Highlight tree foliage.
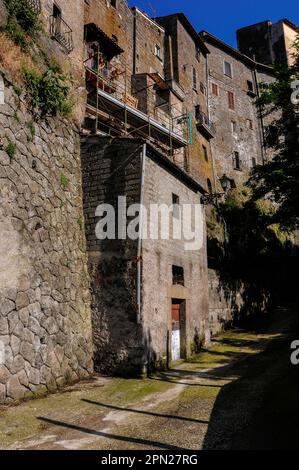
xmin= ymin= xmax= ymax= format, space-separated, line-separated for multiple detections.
xmin=249 ymin=37 xmax=299 ymax=229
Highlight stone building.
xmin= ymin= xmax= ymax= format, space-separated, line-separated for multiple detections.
xmin=0 ymin=0 xmax=297 ymax=401
xmin=82 ymin=135 xmax=209 ymax=374
xmin=200 ymin=31 xmax=276 ymax=192
xmin=237 ymin=19 xmax=298 ymax=66
xmin=156 ymin=14 xmax=216 ymax=192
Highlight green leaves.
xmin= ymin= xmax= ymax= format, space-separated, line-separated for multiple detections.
xmin=21 ymin=64 xmax=72 ymax=117
xmin=4 ymin=0 xmax=40 ymax=50
xmin=250 ymin=35 xmax=299 ymax=229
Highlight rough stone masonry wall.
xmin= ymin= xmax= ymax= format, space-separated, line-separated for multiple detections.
xmin=0 ymin=71 xmax=93 ymax=403
xmin=81 ymin=136 xmax=145 ymax=376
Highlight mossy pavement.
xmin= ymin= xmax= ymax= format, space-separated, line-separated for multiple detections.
xmin=0 ymin=304 xmax=298 ymax=450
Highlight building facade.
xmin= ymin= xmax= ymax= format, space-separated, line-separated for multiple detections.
xmin=0 ymin=0 xmax=297 ymax=402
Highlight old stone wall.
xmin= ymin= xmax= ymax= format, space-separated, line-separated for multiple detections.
xmin=0 ymin=70 xmax=93 ymax=403
xmin=84 ymin=0 xmax=134 ymax=91
xmin=141 ymin=154 xmax=210 ymax=364
xmin=157 ymin=15 xmax=215 ymax=191
xmin=205 ymin=39 xmax=275 ymax=191
xmin=133 ymin=7 xmax=165 ymax=77
xmin=81 ymin=136 xmax=145 ymax=375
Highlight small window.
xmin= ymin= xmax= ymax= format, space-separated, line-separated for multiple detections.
xmin=200 ymin=82 xmax=205 ymax=94
xmin=246 ymin=119 xmax=253 ymax=130
xmin=202 ymin=145 xmax=208 ymax=162
xmin=207 ymin=178 xmax=213 ymax=194
xmin=234 ymin=151 xmax=241 ymax=170
xmin=155 ymin=44 xmax=161 ymax=59
xmin=172 ymin=193 xmax=180 ymax=218
xmin=247 ymin=80 xmax=254 ymax=93
xmin=194 ymin=104 xmax=201 ymax=120
xmin=224 ymin=61 xmax=232 ymax=78
xmin=252 ymin=157 xmax=257 ymax=167
xmin=211 ymin=82 xmax=218 ymax=96
xmin=231 ymin=121 xmax=237 ymax=133
xmin=172 ymin=265 xmax=184 ymax=286
xmin=192 ymin=67 xmax=197 ymax=91
xmin=228 ymin=91 xmax=235 ymax=110
xmin=196 ymin=48 xmax=201 ymax=62
xmin=110 ymin=0 xmax=117 ymax=7
xmin=53 ymin=4 xmax=61 ymax=18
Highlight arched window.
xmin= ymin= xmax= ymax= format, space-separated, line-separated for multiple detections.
xmin=207 ymin=178 xmax=212 ymax=194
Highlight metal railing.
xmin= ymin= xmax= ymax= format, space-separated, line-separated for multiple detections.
xmin=25 ymin=0 xmax=41 ymax=14
xmin=50 ymin=15 xmax=73 ymax=54
xmin=196 ymin=110 xmax=216 ymax=138
xmin=84 ymin=59 xmax=189 ymax=154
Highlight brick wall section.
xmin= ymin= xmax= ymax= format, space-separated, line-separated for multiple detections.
xmin=0 ymin=70 xmax=93 ymax=403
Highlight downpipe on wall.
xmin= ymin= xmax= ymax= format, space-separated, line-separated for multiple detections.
xmin=137 ymin=143 xmax=146 ymax=323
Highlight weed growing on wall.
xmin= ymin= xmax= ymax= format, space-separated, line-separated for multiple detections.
xmin=22 ymin=64 xmax=72 ymax=117
xmin=4 ymin=0 xmax=40 ymax=50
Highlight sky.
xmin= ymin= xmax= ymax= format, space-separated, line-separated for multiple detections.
xmin=128 ymin=0 xmax=299 ymax=48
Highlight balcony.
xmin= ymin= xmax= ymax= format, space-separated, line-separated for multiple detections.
xmin=25 ymin=0 xmax=41 ymax=14
xmin=85 ymin=64 xmax=189 ymax=150
xmin=196 ymin=111 xmax=216 ymax=139
xmin=50 ymin=15 xmax=73 ymax=54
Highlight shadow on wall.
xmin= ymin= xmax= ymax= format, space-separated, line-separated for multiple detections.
xmin=207 ymin=232 xmax=299 ymax=334
xmin=202 ymin=305 xmax=299 ymax=450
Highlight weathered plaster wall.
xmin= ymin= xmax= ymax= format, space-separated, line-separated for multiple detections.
xmin=141 ymin=155 xmax=210 ymax=364
xmin=0 ymin=71 xmax=93 ymax=403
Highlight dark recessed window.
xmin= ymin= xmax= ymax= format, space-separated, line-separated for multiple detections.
xmin=110 ymin=0 xmax=117 ymax=7
xmin=196 ymin=47 xmax=201 ymax=62
xmin=252 ymin=157 xmax=257 ymax=167
xmin=172 ymin=193 xmax=180 ymax=218
xmin=247 ymin=80 xmax=254 ymax=92
xmin=202 ymin=145 xmax=208 ymax=162
xmin=207 ymin=178 xmax=213 ymax=194
xmin=234 ymin=151 xmax=241 ymax=170
xmin=246 ymin=119 xmax=253 ymax=130
xmin=53 ymin=4 xmax=61 ymax=18
xmin=194 ymin=104 xmax=201 ymax=120
xmin=192 ymin=67 xmax=197 ymax=91
xmin=172 ymin=265 xmax=184 ymax=286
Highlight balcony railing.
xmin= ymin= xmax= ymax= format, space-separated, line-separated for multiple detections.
xmin=50 ymin=16 xmax=73 ymax=54
xmin=196 ymin=111 xmax=216 ymax=139
xmin=25 ymin=0 xmax=41 ymax=14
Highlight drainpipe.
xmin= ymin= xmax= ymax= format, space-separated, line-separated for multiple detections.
xmin=206 ymin=53 xmax=218 ymax=195
xmin=133 ymin=8 xmax=137 ymax=75
xmin=137 ymin=143 xmax=146 ymax=323
xmin=168 ymin=35 xmax=174 ymax=82
xmin=253 ymin=65 xmax=266 ymax=165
